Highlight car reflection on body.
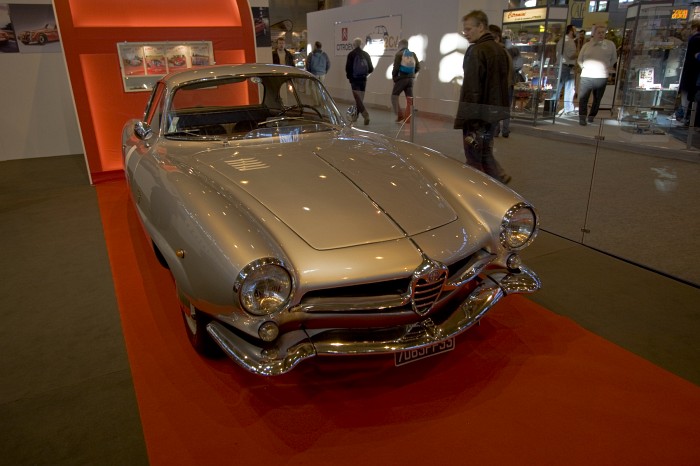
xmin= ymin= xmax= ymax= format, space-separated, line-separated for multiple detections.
xmin=121 ymin=64 xmax=541 ymax=376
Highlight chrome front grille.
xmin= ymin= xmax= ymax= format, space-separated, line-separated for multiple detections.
xmin=294 ymin=251 xmax=492 ymax=315
xmin=410 ymin=258 xmax=448 ymax=316
xmin=412 ymin=273 xmax=447 ymax=315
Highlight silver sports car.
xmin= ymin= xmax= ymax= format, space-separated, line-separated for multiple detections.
xmin=122 ymin=64 xmax=540 ymax=376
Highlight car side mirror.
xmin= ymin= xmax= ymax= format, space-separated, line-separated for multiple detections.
xmin=134 ymin=121 xmax=153 ymax=140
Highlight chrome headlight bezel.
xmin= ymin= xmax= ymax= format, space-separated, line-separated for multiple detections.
xmin=234 ymin=258 xmax=293 ymax=316
xmin=500 ymin=202 xmax=538 ymax=250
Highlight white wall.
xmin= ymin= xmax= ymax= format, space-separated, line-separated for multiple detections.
xmin=0 ymin=0 xmax=83 ymax=161
xmin=308 ymin=0 xmax=508 ymax=117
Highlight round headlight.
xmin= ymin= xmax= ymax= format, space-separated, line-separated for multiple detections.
xmin=500 ymin=203 xmax=537 ymax=250
xmin=235 ymin=259 xmax=292 ymax=316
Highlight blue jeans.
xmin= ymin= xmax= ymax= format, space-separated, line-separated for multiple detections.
xmin=556 ymin=65 xmax=576 ymax=112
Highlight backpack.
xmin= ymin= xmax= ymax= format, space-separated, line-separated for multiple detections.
xmin=353 ymin=52 xmax=369 ymax=78
xmin=399 ymin=49 xmax=416 ymax=75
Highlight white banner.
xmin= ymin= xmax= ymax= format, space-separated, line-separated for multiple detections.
xmin=334 ymin=15 xmax=403 ymax=58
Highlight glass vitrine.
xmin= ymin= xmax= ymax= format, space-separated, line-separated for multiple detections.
xmin=614 ymin=2 xmax=688 ymax=132
xmin=502 ymin=6 xmax=568 ymax=124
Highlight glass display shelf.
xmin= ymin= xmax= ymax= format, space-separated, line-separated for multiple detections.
xmin=502 ymin=6 xmax=568 ymax=124
xmin=614 ymin=2 xmax=689 ymax=129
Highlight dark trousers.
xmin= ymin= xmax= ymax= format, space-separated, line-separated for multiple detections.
xmin=350 ymin=79 xmax=367 ymax=114
xmin=578 ymin=77 xmax=607 ymax=119
xmin=462 ymin=123 xmax=507 ymax=182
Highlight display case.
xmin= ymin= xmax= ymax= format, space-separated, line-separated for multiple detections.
xmin=502 ymin=6 xmax=568 ymax=123
xmin=614 ymin=2 xmax=688 ymax=132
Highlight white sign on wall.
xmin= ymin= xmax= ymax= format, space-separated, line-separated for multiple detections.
xmin=334 ymin=15 xmax=403 ymax=57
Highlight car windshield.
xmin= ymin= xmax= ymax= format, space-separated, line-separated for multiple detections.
xmin=163 ymin=74 xmax=344 ymax=141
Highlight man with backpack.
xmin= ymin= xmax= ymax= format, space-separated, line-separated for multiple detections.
xmin=345 ymin=37 xmax=374 ymax=125
xmin=306 ymin=41 xmax=330 ymax=83
xmin=391 ymin=38 xmax=420 ymax=122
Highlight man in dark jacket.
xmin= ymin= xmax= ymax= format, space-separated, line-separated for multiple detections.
xmin=345 ymin=37 xmax=374 ymax=125
xmin=272 ymin=37 xmax=294 ymax=66
xmin=391 ymin=38 xmax=420 ymax=122
xmin=454 ymin=10 xmax=511 ymax=184
xmin=679 ymin=19 xmax=700 ymax=126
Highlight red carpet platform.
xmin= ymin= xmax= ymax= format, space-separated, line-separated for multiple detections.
xmin=97 ymin=180 xmax=700 ymax=466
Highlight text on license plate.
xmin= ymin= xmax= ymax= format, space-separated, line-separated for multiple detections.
xmin=394 ymin=338 xmax=455 ymax=366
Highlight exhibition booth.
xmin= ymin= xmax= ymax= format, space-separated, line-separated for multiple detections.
xmin=2 ymin=1 xmax=699 ymax=464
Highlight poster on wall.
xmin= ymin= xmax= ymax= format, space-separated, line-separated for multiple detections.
xmin=120 ymin=45 xmax=146 ymax=76
xmin=166 ymin=44 xmax=189 ymax=69
xmin=0 ymin=4 xmax=18 ymax=53
xmin=252 ymin=7 xmax=271 ymax=48
xmin=190 ymin=43 xmax=212 ymax=67
xmin=10 ymin=3 xmax=60 ymax=54
xmin=334 ymin=15 xmax=402 ymax=58
xmin=117 ymin=41 xmax=214 ymax=92
xmin=144 ymin=46 xmax=167 ymax=75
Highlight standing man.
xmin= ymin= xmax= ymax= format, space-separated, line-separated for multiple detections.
xmin=345 ymin=37 xmax=374 ymax=125
xmin=489 ymin=24 xmax=512 ymax=138
xmin=306 ymin=41 xmax=330 ymax=83
xmin=272 ymin=36 xmax=294 ymax=66
xmin=678 ymin=19 xmax=700 ymax=126
xmin=576 ymin=24 xmax=617 ymax=126
xmin=454 ymin=10 xmax=511 ymax=184
xmin=391 ymin=38 xmax=420 ymax=122
xmin=556 ymin=24 xmax=578 ymax=116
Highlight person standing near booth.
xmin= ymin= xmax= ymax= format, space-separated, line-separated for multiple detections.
xmin=391 ymin=38 xmax=420 ymax=122
xmin=678 ymin=19 xmax=700 ymax=126
xmin=454 ymin=10 xmax=511 ymax=184
xmin=272 ymin=36 xmax=294 ymax=66
xmin=576 ymin=24 xmax=617 ymax=126
xmin=346 ymin=37 xmax=374 ymax=125
xmin=556 ymin=24 xmax=578 ymax=116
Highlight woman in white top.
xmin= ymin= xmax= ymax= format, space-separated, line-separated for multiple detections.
xmin=576 ymin=25 xmax=617 ymax=126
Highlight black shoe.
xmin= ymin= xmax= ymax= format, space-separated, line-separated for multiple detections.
xmin=501 ymin=175 xmax=512 ymax=185
xmin=579 ymin=119 xmax=587 ymax=126
xmin=587 ymin=116 xmax=595 ymax=123
xmin=502 ymin=132 xmax=510 ymax=138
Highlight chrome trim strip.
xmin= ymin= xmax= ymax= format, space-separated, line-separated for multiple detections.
xmin=445 ymin=249 xmax=495 ymax=289
xmin=292 ymin=293 xmax=412 ymax=313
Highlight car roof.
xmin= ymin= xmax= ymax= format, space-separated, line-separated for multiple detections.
xmin=162 ymin=63 xmax=314 ymax=88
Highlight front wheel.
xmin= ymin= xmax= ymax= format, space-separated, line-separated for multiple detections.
xmin=179 ymin=298 xmax=221 ymax=357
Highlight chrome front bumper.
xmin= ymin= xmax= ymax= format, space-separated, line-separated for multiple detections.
xmin=207 ymin=265 xmax=541 ymax=376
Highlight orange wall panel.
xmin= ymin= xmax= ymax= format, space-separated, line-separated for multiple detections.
xmin=54 ymin=0 xmax=255 ymax=181
xmin=68 ymin=0 xmax=242 ymax=27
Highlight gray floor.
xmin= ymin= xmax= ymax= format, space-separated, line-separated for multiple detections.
xmin=1 ymin=110 xmax=698 ymax=464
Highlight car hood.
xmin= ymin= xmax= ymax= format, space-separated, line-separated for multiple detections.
xmin=190 ymin=133 xmax=457 ymax=250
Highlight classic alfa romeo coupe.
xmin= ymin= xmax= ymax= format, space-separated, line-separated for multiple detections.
xmin=122 ymin=64 xmax=540 ymax=375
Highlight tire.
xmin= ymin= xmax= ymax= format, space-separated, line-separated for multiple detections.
xmin=38 ymin=34 xmax=47 ymax=45
xmin=179 ymin=297 xmax=221 ymax=357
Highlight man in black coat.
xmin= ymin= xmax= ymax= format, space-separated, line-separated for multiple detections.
xmin=679 ymin=19 xmax=700 ymax=126
xmin=454 ymin=10 xmax=511 ymax=184
xmin=272 ymin=37 xmax=294 ymax=66
xmin=345 ymin=37 xmax=374 ymax=125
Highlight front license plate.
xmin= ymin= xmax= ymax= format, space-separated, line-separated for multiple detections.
xmin=394 ymin=338 xmax=455 ymax=366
